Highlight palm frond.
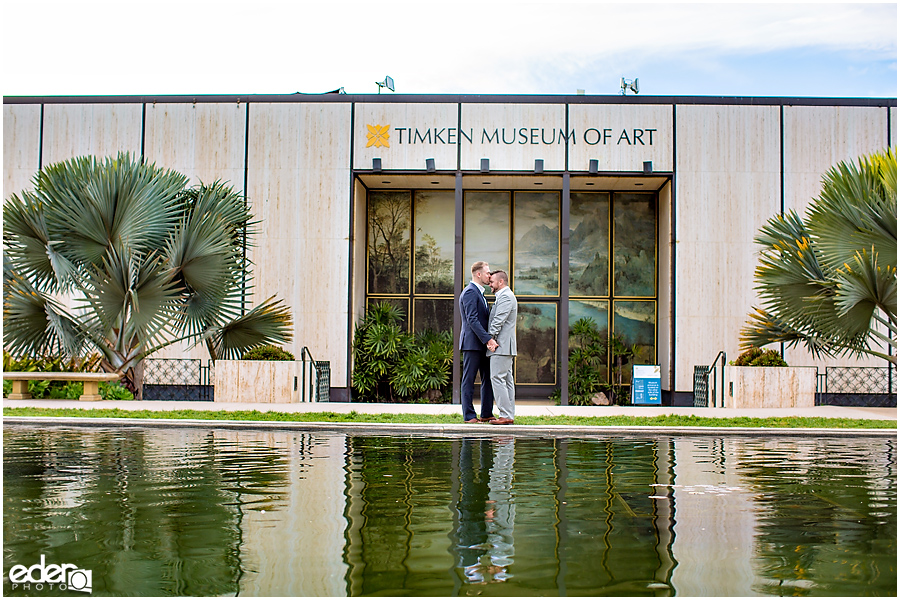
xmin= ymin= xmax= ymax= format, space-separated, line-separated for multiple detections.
xmin=201 ymin=296 xmax=293 ymax=360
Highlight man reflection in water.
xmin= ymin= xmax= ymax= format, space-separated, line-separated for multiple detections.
xmin=456 ymin=438 xmax=516 ymax=584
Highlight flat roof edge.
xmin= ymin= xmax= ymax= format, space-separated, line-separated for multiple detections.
xmin=3 ymin=93 xmax=897 ymax=108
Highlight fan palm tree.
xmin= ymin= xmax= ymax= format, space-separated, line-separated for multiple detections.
xmin=3 ymin=153 xmax=293 ymax=395
xmin=741 ymin=148 xmax=896 ymax=364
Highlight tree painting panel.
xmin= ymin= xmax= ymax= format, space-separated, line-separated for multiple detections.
xmin=570 ymin=299 xmax=610 ymax=380
xmin=414 ymin=191 xmax=455 ymax=294
xmin=613 ymin=300 xmax=656 ymax=384
xmin=464 ymin=192 xmax=510 ymax=277
xmin=516 ymin=302 xmax=557 ymax=384
xmin=368 ymin=191 xmax=411 ymax=295
xmin=569 ymin=192 xmax=610 ymax=297
xmin=367 ymin=297 xmax=410 ymax=331
xmin=513 ymin=192 xmax=560 ymax=296
xmin=414 ymin=298 xmax=454 ymax=333
xmin=613 ymin=193 xmax=656 ymax=297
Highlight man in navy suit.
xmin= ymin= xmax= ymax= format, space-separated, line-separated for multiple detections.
xmin=459 ymin=261 xmax=495 ymax=423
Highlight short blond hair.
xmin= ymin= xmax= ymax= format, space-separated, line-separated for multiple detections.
xmin=471 ymin=261 xmax=489 ymax=276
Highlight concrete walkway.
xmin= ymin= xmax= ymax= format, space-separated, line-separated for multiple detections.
xmin=4 ymin=398 xmax=896 ymax=421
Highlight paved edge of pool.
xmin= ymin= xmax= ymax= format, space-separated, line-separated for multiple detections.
xmin=3 ymin=416 xmax=896 ymax=437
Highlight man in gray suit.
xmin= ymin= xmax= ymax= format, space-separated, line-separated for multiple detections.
xmin=485 ymin=270 xmax=517 ymax=425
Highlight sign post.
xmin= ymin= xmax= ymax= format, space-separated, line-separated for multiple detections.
xmin=631 ymin=365 xmax=662 ymax=405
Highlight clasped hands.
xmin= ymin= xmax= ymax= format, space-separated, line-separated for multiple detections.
xmin=486 ymin=338 xmax=499 ymax=352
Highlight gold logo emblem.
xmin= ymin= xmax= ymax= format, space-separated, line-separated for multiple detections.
xmin=366 ymin=124 xmax=390 ymax=148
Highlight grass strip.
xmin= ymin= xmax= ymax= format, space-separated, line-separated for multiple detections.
xmin=3 ymin=407 xmax=895 ymax=429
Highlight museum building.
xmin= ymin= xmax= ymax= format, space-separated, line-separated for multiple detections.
xmin=3 ymin=93 xmax=896 ymax=404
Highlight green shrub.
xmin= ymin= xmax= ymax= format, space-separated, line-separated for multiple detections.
xmin=732 ymin=347 xmax=788 ymax=367
xmin=732 ymin=347 xmax=764 ymax=366
xmin=100 ymin=381 xmax=134 ymax=400
xmin=241 ymin=345 xmax=295 ymax=361
xmin=749 ymin=349 xmax=789 ymax=367
xmin=47 ymin=382 xmax=84 ymax=399
xmin=352 ymin=302 xmax=451 ymax=403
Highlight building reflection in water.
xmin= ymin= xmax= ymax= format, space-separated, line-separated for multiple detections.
xmin=4 ymin=427 xmax=894 ymax=596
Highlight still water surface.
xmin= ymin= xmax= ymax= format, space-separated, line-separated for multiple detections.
xmin=3 ymin=425 xmax=896 ymax=596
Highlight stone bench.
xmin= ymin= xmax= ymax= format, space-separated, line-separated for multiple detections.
xmin=3 ymin=372 xmax=122 ymax=401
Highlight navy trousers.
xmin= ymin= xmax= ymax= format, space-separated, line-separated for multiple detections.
xmin=461 ymin=350 xmax=494 ymax=421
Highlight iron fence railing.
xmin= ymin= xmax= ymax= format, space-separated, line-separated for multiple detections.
xmin=816 ymin=366 xmax=897 ymax=407
xmin=143 ymin=359 xmax=214 ymax=401
xmin=144 ymin=356 xmax=329 ymax=402
xmin=693 ymin=362 xmax=896 ymax=408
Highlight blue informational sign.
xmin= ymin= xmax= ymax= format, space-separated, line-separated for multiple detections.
xmin=631 ymin=365 xmax=662 ymax=405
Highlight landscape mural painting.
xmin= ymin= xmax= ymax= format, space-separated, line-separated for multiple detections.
xmin=414 ymin=298 xmax=454 ymax=333
xmin=513 ymin=192 xmax=559 ymax=296
xmin=368 ymin=191 xmax=411 ymax=295
xmin=414 ymin=191 xmax=454 ymax=295
xmin=516 ymin=303 xmax=557 ymax=384
xmin=569 ymin=299 xmax=610 ymax=380
xmin=464 ymin=192 xmax=510 ymax=277
xmin=569 ymin=192 xmax=610 ymax=297
xmin=613 ymin=194 xmax=656 ymax=297
xmin=613 ymin=300 xmax=656 ymax=384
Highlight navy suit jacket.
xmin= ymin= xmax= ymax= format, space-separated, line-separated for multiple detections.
xmin=459 ymin=281 xmax=492 ymax=351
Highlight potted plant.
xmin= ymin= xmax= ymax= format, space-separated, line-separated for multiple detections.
xmin=724 ymin=347 xmax=816 ymax=408
xmin=215 ymin=345 xmax=304 ymax=403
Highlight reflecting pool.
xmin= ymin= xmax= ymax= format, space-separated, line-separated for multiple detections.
xmin=3 ymin=425 xmax=896 ymax=596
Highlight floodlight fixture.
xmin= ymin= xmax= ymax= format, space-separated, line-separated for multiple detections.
xmin=620 ymin=77 xmax=639 ymax=95
xmin=376 ymin=76 xmax=395 ymax=94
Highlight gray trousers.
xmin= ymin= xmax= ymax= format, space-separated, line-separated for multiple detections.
xmin=489 ymin=355 xmax=515 ymax=420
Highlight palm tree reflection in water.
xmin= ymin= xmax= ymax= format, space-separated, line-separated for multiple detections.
xmin=456 ymin=438 xmax=516 ymax=584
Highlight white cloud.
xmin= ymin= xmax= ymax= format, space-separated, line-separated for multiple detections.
xmin=1 ymin=1 xmax=895 ymax=95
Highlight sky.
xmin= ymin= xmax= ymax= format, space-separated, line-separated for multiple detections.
xmin=1 ymin=0 xmax=896 ymax=98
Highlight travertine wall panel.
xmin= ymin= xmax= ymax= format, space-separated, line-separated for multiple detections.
xmin=568 ymin=104 xmax=672 ymax=172
xmin=891 ymin=107 xmax=897 ymax=147
xmin=143 ymin=102 xmax=248 ymax=360
xmin=674 ymin=105 xmax=780 ymax=391
xmin=42 ymin=103 xmax=142 ymax=165
xmin=460 ymin=104 xmax=566 ymax=171
xmin=658 ymin=182 xmax=672 ymax=390
xmin=353 ymin=103 xmax=458 ymax=171
xmin=246 ymin=103 xmax=352 ymax=388
xmin=783 ymin=105 xmax=890 ymax=369
xmin=143 ymin=102 xmax=246 ymax=188
xmin=3 ymin=104 xmax=41 ymax=196
xmin=783 ymin=106 xmax=887 ymax=215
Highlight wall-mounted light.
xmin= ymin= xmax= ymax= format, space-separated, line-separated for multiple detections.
xmin=426 ymin=158 xmax=436 ymax=172
xmin=534 ymin=159 xmax=544 ymax=174
xmin=589 ymin=159 xmax=599 ymax=174
xmin=643 ymin=161 xmax=653 ymax=174
xmin=372 ymin=158 xmax=382 ymax=172
xmin=480 ymin=158 xmax=490 ymax=173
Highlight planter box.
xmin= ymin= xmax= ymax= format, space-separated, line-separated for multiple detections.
xmin=215 ymin=360 xmax=307 ymax=403
xmin=724 ymin=366 xmax=817 ymax=409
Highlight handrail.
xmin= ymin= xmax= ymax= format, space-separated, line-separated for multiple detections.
xmin=299 ymin=346 xmax=318 ymax=403
xmin=705 ymin=351 xmax=726 ymax=408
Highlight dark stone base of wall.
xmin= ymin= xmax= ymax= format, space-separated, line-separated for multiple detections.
xmin=663 ymin=391 xmax=695 ymax=407
xmin=143 ymin=385 xmax=214 ymax=402
xmin=816 ymin=393 xmax=896 ymax=407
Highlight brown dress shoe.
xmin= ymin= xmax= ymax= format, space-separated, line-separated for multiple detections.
xmin=465 ymin=418 xmax=480 ymax=424
xmin=478 ymin=417 xmax=494 ymax=423
xmin=490 ymin=418 xmax=514 ymax=425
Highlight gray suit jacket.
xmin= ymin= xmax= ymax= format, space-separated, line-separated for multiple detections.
xmin=487 ymin=286 xmax=517 ymax=356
